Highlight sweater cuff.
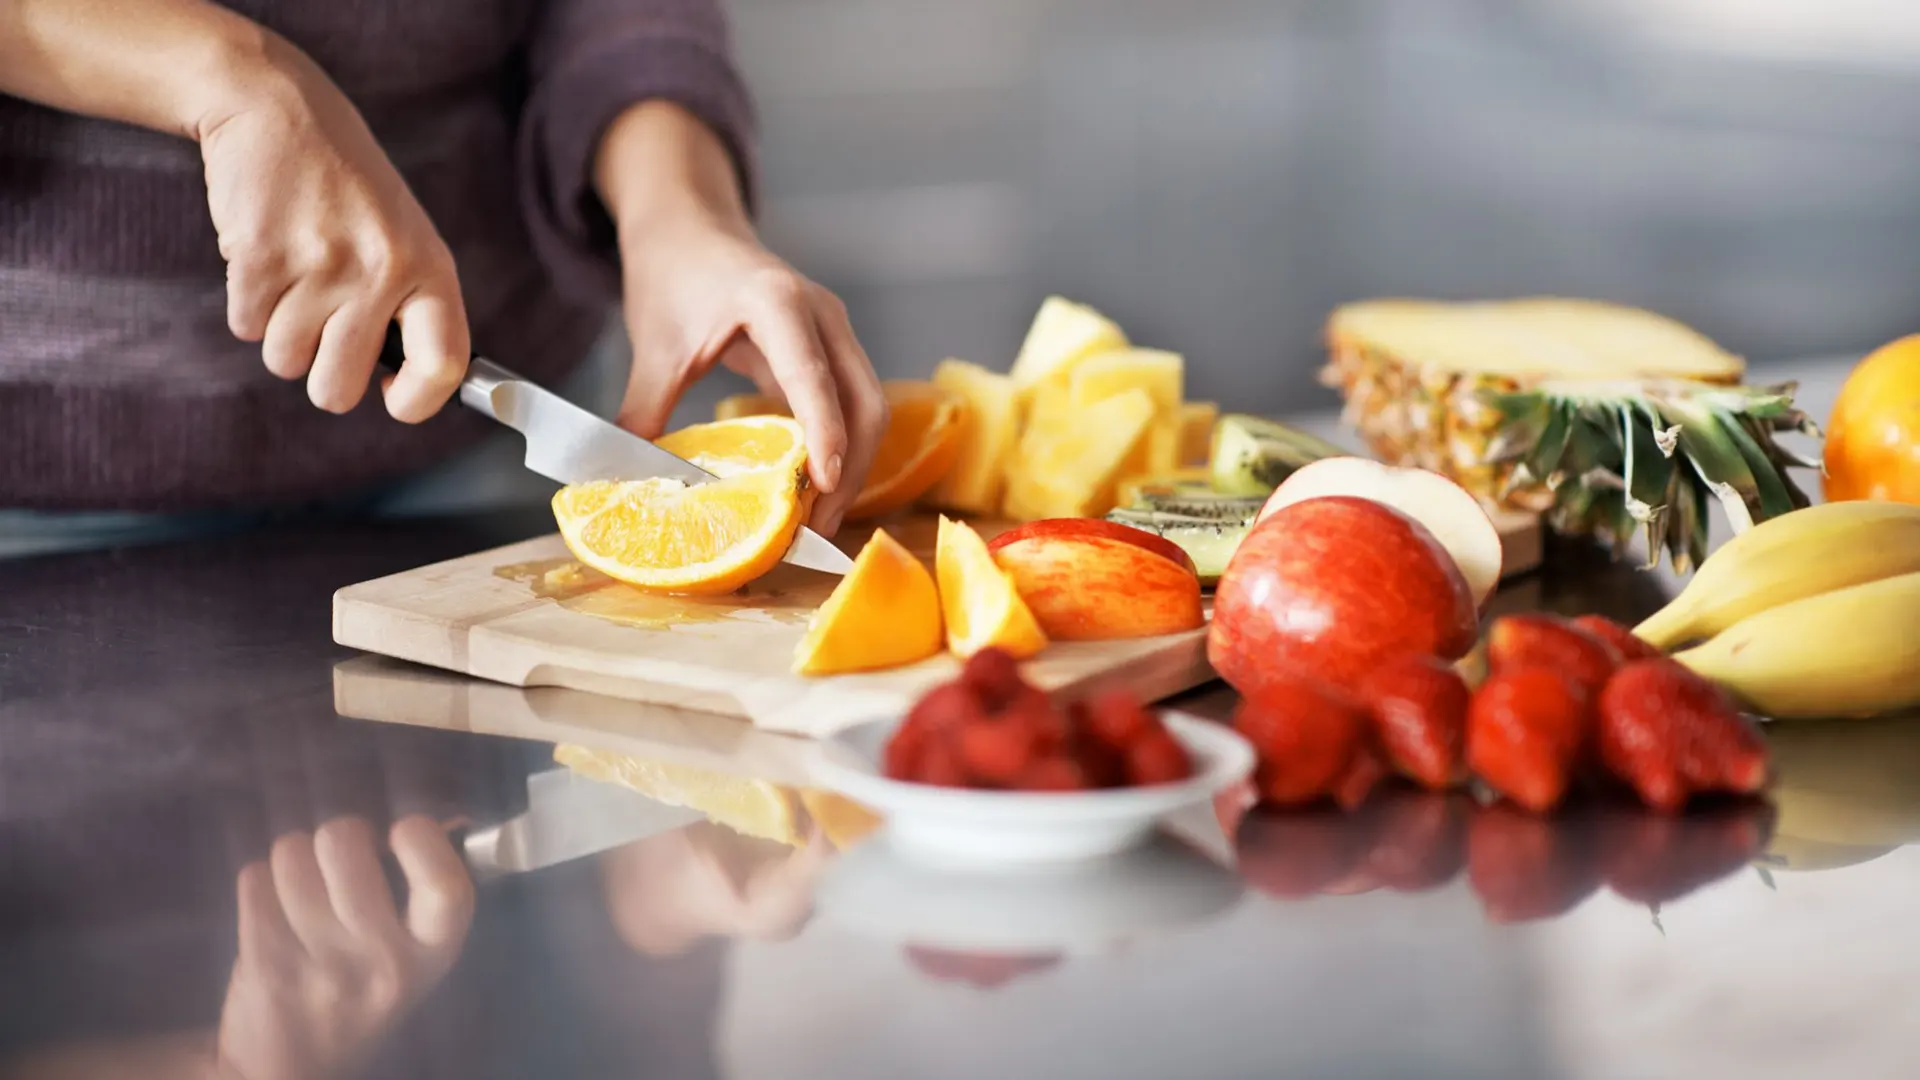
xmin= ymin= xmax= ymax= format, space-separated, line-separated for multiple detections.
xmin=517 ymin=34 xmax=758 ymax=305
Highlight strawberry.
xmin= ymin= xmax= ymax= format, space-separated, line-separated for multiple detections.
xmin=916 ymin=739 xmax=969 ymax=787
xmin=1467 ymin=668 xmax=1589 ymax=813
xmin=1597 ymin=658 xmax=1770 ymax=813
xmin=962 ymin=646 xmax=1026 ymax=708
xmin=1487 ymin=614 xmax=1620 ymax=702
xmin=1017 ymin=755 xmax=1093 ymax=792
xmin=1466 ymin=802 xmax=1603 ymax=923
xmin=1363 ymin=791 xmax=1470 ymax=893
xmin=905 ymin=946 xmax=1062 ymax=989
xmin=1569 ymin=615 xmax=1663 ymax=663
xmin=888 ymin=681 xmax=983 ymax=779
xmin=1360 ymin=654 xmax=1470 ymax=790
xmin=1213 ymin=780 xmax=1258 ymax=839
xmin=1234 ymin=677 xmax=1368 ymax=807
xmin=1330 ymin=743 xmax=1387 ymax=812
xmin=1083 ymin=688 xmax=1155 ymax=748
xmin=955 ymin=718 xmax=1037 ymax=786
xmin=1125 ymin=728 xmax=1193 ymax=787
xmin=1235 ymin=807 xmax=1371 ymax=899
xmin=1596 ymin=797 xmax=1774 ymax=905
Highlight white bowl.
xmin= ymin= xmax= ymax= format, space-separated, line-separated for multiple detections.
xmin=815 ymin=832 xmax=1246 ymax=955
xmin=809 ymin=711 xmax=1256 ymax=868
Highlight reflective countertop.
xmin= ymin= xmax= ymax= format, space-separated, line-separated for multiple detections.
xmin=5 ymin=358 xmax=1917 ymax=1080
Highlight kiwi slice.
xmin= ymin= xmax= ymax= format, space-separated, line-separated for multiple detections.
xmin=1209 ymin=414 xmax=1345 ymax=496
xmin=1106 ymin=507 xmax=1256 ymax=585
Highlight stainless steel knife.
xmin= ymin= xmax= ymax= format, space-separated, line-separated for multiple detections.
xmin=377 ymin=329 xmax=853 ymax=575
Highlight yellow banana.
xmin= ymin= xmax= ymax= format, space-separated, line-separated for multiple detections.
xmin=1762 ymin=835 xmax=1901 ymax=873
xmin=1673 ymin=570 xmax=1920 ymax=718
xmin=1635 ymin=500 xmax=1920 ymax=650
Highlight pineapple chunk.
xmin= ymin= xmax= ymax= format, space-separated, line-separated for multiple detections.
xmin=1070 ymin=348 xmax=1185 ymax=479
xmin=1178 ymin=401 xmax=1218 ymax=465
xmin=1003 ymin=388 xmax=1155 ymax=520
xmin=1008 ymin=296 xmax=1129 ymax=397
xmin=926 ymin=359 xmax=1019 ymax=515
xmin=714 ymin=393 xmax=790 ymax=421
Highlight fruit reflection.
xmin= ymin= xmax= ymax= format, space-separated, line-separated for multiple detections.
xmin=1231 ymin=787 xmax=1774 ymax=924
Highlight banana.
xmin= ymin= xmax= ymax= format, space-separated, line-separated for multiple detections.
xmin=1762 ymin=835 xmax=1901 ymax=873
xmin=1673 ymin=570 xmax=1920 ymax=718
xmin=1635 ymin=500 xmax=1920 ymax=650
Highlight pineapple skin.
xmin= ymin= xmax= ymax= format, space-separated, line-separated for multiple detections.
xmin=1318 ymin=330 xmax=1738 ymax=519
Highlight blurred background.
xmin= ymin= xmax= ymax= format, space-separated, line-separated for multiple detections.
xmin=719 ymin=0 xmax=1920 ymax=416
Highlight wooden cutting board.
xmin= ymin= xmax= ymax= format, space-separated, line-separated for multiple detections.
xmin=332 ymin=511 xmax=1541 ymax=738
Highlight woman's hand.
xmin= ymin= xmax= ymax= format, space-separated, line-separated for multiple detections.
xmin=217 ymin=816 xmax=475 ymax=1080
xmin=596 ymin=102 xmax=886 ymax=536
xmin=195 ymin=36 xmax=470 ymax=422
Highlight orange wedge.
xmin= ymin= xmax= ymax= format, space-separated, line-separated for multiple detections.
xmin=799 ymin=790 xmax=883 ymax=848
xmin=656 ymin=414 xmax=806 ymax=478
xmin=935 ymin=515 xmax=1047 ymax=659
xmin=553 ymin=465 xmax=811 ymax=595
xmin=845 ymin=382 xmax=969 ymax=521
xmin=792 ymin=528 xmax=943 ymax=675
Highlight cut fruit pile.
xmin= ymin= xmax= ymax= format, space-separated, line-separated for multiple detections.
xmin=792 ymin=515 xmax=1205 ymax=676
xmin=554 ymin=416 xmax=814 ymax=596
xmin=883 ymin=648 xmax=1194 ymax=792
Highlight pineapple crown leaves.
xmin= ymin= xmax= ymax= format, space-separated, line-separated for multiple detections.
xmin=1477 ymin=379 xmax=1819 ymax=573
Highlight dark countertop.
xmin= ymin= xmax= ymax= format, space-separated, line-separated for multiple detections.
xmin=5 ymin=358 xmax=1919 ymax=1080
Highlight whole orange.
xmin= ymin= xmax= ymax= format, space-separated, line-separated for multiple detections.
xmin=1824 ymin=335 xmax=1920 ymax=504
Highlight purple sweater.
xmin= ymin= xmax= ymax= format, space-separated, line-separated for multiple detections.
xmin=0 ymin=0 xmax=755 ymax=511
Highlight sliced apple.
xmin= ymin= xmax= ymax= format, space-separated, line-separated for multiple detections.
xmin=1257 ymin=457 xmax=1503 ymax=608
xmin=987 ymin=518 xmax=1203 ymax=641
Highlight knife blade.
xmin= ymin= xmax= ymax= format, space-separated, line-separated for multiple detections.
xmin=377 ymin=328 xmax=853 ymax=575
xmin=462 ymin=766 xmax=707 ymax=877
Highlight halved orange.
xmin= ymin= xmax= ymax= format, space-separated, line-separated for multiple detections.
xmin=792 ymin=528 xmax=942 ymax=675
xmin=934 ymin=515 xmax=1047 ymax=659
xmin=656 ymin=414 xmax=807 ymax=479
xmin=553 ymin=465 xmax=811 ymax=595
xmin=846 ymin=382 xmax=969 ymax=521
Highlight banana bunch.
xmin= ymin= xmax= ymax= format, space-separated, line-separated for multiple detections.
xmin=1632 ymin=500 xmax=1920 ymax=719
xmin=1762 ymin=716 xmax=1920 ymax=872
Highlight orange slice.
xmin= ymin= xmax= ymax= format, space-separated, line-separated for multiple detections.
xmin=934 ymin=515 xmax=1047 ymax=659
xmin=798 ymin=790 xmax=883 ymax=848
xmin=656 ymin=414 xmax=806 ymax=478
xmin=845 ymin=382 xmax=969 ymax=521
xmin=792 ymin=528 xmax=943 ymax=675
xmin=553 ymin=465 xmax=810 ymax=595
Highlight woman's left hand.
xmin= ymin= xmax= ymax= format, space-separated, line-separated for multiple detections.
xmin=615 ymin=217 xmax=886 ymax=536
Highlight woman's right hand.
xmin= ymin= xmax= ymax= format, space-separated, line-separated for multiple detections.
xmin=195 ymin=35 xmax=470 ymax=422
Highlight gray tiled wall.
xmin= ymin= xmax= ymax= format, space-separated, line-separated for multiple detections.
xmin=734 ymin=0 xmax=1920 ymax=414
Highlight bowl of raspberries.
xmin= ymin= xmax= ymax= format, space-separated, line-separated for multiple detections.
xmin=811 ymin=648 xmax=1255 ymax=866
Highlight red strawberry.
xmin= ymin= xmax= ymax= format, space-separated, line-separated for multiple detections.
xmin=1331 ymin=743 xmax=1388 ymax=812
xmin=1362 ymin=791 xmax=1470 ymax=893
xmin=1467 ymin=668 xmax=1589 ymax=813
xmin=1016 ymin=755 xmax=1093 ymax=792
xmin=1488 ymin=614 xmax=1621 ymax=702
xmin=889 ymin=681 xmax=984 ymax=779
xmin=916 ymin=739 xmax=969 ymax=787
xmin=1234 ymin=677 xmax=1368 ymax=807
xmin=1597 ymin=658 xmax=1770 ymax=812
xmin=1360 ymin=654 xmax=1470 ymax=790
xmin=1125 ymin=728 xmax=1193 ymax=787
xmin=955 ymin=719 xmax=1036 ymax=786
xmin=1570 ymin=615 xmax=1663 ymax=663
xmin=1083 ymin=689 xmax=1155 ymax=748
xmin=1235 ymin=807 xmax=1371 ymax=899
xmin=962 ymin=646 xmax=1026 ymax=707
xmin=1466 ymin=802 xmax=1603 ymax=923
xmin=905 ymin=946 xmax=1062 ymax=989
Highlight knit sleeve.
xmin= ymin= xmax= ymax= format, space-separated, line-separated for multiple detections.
xmin=517 ymin=0 xmax=758 ymax=304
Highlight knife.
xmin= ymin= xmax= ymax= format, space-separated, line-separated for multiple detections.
xmin=459 ymin=766 xmax=707 ymax=878
xmin=377 ymin=328 xmax=853 ymax=575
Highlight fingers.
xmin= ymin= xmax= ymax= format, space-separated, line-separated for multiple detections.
xmin=269 ymin=831 xmax=350 ymax=957
xmin=389 ymin=814 xmax=475 ymax=960
xmin=384 ymin=288 xmax=470 ymax=423
xmin=308 ymin=300 xmax=391 ymax=414
xmin=234 ymin=859 xmax=302 ymax=967
xmin=808 ymin=287 xmax=888 ymax=535
xmin=740 ymin=278 xmax=847 ymax=496
xmin=313 ymin=817 xmax=405 ymax=941
xmin=259 ymin=282 xmax=330 ymax=383
xmin=617 ymin=337 xmax=695 ymax=439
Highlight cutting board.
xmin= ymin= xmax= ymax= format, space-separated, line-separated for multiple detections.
xmin=333 ymin=511 xmax=1541 ymax=738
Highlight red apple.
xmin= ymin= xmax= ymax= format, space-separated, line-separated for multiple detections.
xmin=988 ymin=518 xmax=1204 ymax=641
xmin=1258 ymin=457 xmax=1504 ymax=609
xmin=1208 ymin=496 xmax=1478 ymax=697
